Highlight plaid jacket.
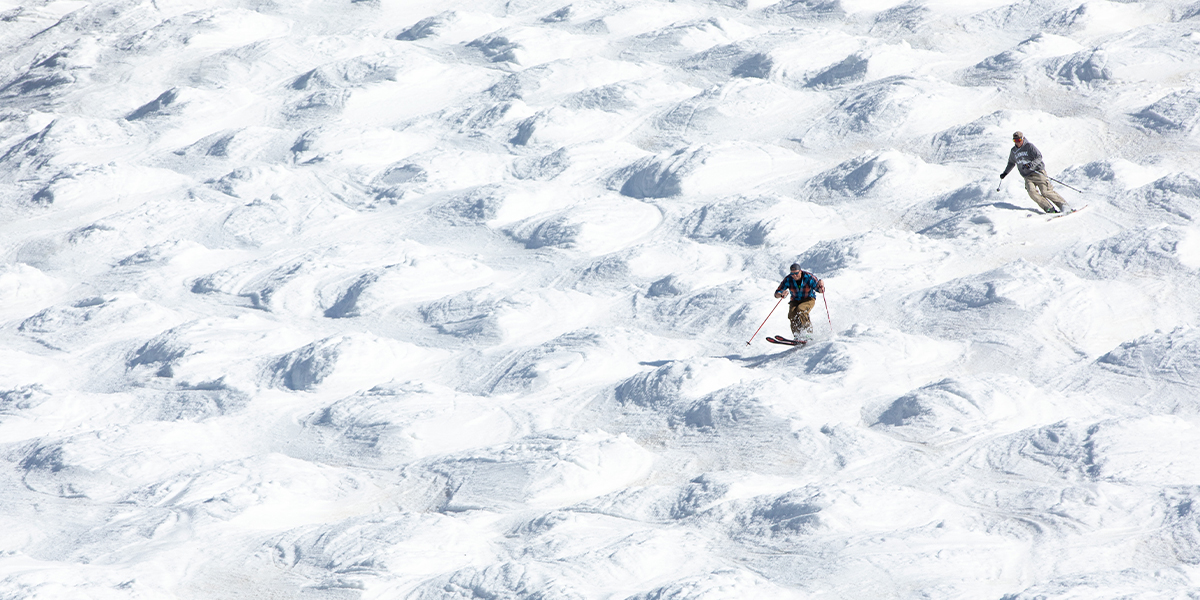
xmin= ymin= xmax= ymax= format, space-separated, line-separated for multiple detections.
xmin=777 ymin=270 xmax=820 ymax=302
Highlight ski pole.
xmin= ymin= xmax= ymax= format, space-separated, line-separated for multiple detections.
xmin=822 ymin=292 xmax=833 ymax=335
xmin=1047 ymin=175 xmax=1084 ymax=194
xmin=996 ymin=178 xmax=1003 ymax=192
xmin=746 ymin=296 xmax=784 ymax=346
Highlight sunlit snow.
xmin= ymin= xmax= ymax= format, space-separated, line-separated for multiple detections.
xmin=2 ymin=0 xmax=1200 ymax=598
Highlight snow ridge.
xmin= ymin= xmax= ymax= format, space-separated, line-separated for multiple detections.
xmin=2 ymin=0 xmax=1200 ymax=598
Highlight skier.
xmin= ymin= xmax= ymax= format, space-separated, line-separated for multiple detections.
xmin=774 ymin=263 xmax=825 ymax=343
xmin=1000 ymin=131 xmax=1072 ymax=214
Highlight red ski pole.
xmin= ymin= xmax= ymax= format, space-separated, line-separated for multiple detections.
xmin=746 ymin=296 xmax=784 ymax=345
xmin=822 ymin=292 xmax=833 ymax=335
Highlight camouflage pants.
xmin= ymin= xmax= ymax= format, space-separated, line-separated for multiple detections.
xmin=788 ymin=298 xmax=816 ymax=340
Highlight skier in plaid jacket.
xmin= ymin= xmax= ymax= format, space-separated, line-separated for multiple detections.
xmin=774 ymin=263 xmax=825 ymax=343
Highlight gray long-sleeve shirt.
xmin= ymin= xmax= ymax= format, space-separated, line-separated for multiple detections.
xmin=1002 ymin=141 xmax=1046 ymax=178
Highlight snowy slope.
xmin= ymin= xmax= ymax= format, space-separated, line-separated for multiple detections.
xmin=2 ymin=0 xmax=1200 ymax=598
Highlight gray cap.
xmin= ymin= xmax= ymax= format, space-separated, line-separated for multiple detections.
xmin=1012 ymin=131 xmax=1024 ymax=140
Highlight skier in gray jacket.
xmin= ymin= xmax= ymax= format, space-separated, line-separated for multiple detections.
xmin=1000 ymin=131 xmax=1071 ymax=214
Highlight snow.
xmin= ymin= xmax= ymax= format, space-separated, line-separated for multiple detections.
xmin=3 ymin=0 xmax=1200 ymax=598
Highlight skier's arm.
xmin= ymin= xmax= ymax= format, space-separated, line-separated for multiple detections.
xmin=1027 ymin=144 xmax=1045 ymax=172
xmin=1001 ymin=152 xmax=1015 ymax=178
xmin=774 ymin=279 xmax=788 ymax=298
xmin=808 ymin=273 xmax=825 ymax=294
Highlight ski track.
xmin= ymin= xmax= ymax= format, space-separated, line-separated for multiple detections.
xmin=1 ymin=0 xmax=1200 ymax=598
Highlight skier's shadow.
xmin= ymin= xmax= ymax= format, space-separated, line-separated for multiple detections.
xmin=720 ymin=348 xmax=804 ymax=368
xmin=638 ymin=360 xmax=672 ymax=368
xmin=991 ymin=201 xmax=1041 ymax=214
xmin=638 ymin=349 xmax=800 ymax=371
xmin=922 ymin=202 xmax=1043 ymax=234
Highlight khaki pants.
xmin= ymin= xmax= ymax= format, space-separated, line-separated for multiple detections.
xmin=788 ymin=298 xmax=816 ymax=340
xmin=1023 ymin=171 xmax=1067 ymax=212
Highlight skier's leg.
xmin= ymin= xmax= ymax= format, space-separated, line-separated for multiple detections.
xmin=791 ymin=298 xmax=816 ymax=340
xmin=1024 ymin=175 xmax=1055 ymax=212
xmin=787 ymin=302 xmax=803 ymax=340
xmin=1036 ymin=176 xmax=1069 ymax=211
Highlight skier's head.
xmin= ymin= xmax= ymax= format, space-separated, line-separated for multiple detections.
xmin=1012 ymin=131 xmax=1024 ymax=146
xmin=789 ymin=263 xmax=801 ymax=274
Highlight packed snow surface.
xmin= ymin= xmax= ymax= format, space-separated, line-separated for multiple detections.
xmin=2 ymin=0 xmax=1200 ymax=598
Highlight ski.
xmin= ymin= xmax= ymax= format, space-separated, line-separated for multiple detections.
xmin=766 ymin=335 xmax=806 ymax=346
xmin=1047 ymin=204 xmax=1088 ymax=220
